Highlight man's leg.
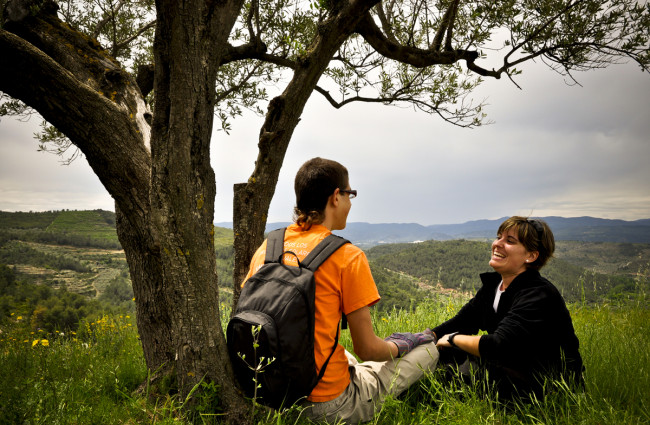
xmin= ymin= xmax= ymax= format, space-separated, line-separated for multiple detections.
xmin=301 ymin=342 xmax=439 ymax=424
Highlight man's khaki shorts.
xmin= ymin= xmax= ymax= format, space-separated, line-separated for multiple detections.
xmin=301 ymin=342 xmax=439 ymax=424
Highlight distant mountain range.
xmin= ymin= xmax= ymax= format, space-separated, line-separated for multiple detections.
xmin=216 ymin=216 xmax=650 ymax=247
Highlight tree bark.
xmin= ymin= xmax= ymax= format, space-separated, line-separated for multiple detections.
xmin=148 ymin=0 xmax=248 ymax=419
xmin=115 ymin=206 xmax=174 ymax=372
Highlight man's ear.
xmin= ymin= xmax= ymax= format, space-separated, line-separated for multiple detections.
xmin=330 ymin=188 xmax=340 ymax=207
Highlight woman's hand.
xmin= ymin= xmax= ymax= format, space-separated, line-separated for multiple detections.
xmin=436 ymin=333 xmax=456 ymax=349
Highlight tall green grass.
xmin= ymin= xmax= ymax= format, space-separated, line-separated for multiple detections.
xmin=0 ymin=315 xmax=147 ymax=425
xmin=2 ymin=294 xmax=648 ymax=424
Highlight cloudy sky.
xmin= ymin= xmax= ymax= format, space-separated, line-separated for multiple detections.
xmin=1 ymin=59 xmax=649 ymax=226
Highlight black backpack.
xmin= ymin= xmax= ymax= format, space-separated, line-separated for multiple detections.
xmin=226 ymin=228 xmax=349 ymax=409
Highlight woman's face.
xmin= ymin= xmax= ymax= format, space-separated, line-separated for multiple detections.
xmin=489 ymin=227 xmax=537 ymax=279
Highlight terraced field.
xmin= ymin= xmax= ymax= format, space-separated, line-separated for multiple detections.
xmin=6 ymin=240 xmax=128 ymax=297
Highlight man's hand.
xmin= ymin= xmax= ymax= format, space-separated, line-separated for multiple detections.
xmin=384 ymin=331 xmax=435 ymax=358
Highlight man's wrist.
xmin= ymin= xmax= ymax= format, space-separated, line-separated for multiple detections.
xmin=386 ymin=338 xmax=406 ymax=357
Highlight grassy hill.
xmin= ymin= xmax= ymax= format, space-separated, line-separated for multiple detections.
xmin=0 ymin=210 xmax=60 ymax=229
xmin=0 ymin=210 xmax=121 ymax=249
xmin=45 ymin=210 xmax=118 ymax=242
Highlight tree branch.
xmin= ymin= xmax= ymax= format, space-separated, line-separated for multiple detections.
xmin=215 ymin=63 xmax=261 ymax=103
xmin=91 ymin=0 xmax=129 ymax=40
xmin=0 ymin=20 xmax=151 ymax=226
xmin=115 ymin=20 xmax=156 ymax=53
xmin=315 ymin=84 xmax=482 ymax=128
xmin=502 ymin=0 xmax=585 ymax=68
xmin=356 ymin=12 xmax=495 ymax=76
xmin=444 ymin=0 xmax=458 ymax=51
xmin=431 ymin=0 xmax=457 ymax=51
xmin=495 ymin=0 xmax=650 ymax=77
xmin=373 ymin=2 xmax=397 ymax=43
xmin=314 ymin=85 xmax=388 ymax=108
xmin=221 ymin=41 xmax=296 ymax=69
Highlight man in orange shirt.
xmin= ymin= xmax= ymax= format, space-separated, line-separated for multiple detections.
xmin=243 ymin=157 xmax=439 ymax=423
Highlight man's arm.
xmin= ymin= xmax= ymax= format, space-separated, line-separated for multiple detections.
xmin=346 ymin=306 xmax=399 ymax=361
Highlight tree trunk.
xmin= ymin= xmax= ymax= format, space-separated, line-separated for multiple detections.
xmin=148 ymin=0 xmax=248 ymax=419
xmin=2 ymin=0 xmax=249 ymax=420
xmin=231 ymin=0 xmax=379 ymax=308
xmin=115 ymin=207 xmax=175 ymax=372
xmin=0 ymin=0 xmax=183 ymax=375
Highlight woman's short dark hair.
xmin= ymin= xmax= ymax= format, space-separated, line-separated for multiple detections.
xmin=293 ymin=157 xmax=349 ymax=228
xmin=497 ymin=216 xmax=555 ymax=270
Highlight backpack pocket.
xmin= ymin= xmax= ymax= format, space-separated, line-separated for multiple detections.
xmin=227 ymin=311 xmax=284 ymax=403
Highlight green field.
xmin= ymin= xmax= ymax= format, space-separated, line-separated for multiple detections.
xmin=1 ymin=296 xmax=648 ymax=424
xmin=45 ymin=210 xmax=118 ymax=243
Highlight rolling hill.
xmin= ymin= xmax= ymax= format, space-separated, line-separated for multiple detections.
xmin=216 ymin=216 xmax=650 ymax=247
xmin=2 ymin=210 xmax=648 ymax=311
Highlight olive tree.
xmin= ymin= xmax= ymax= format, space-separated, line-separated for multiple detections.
xmin=1 ymin=0 xmax=648 ymax=420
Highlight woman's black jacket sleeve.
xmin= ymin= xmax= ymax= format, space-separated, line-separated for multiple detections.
xmin=433 ymin=269 xmax=583 ymax=384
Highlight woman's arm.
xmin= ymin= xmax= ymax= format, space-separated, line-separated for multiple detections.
xmin=436 ymin=333 xmax=481 ymax=357
xmin=432 ymin=286 xmax=488 ymax=337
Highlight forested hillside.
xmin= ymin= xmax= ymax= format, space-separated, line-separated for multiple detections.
xmin=0 ymin=211 xmax=132 ymax=333
xmin=366 ymin=239 xmax=650 ymax=304
xmin=2 ymin=210 xmax=649 ymax=333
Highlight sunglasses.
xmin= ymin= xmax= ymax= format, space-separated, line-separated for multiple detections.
xmin=339 ymin=189 xmax=357 ymax=199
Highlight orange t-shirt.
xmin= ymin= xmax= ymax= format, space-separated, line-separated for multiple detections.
xmin=243 ymin=223 xmax=380 ymax=402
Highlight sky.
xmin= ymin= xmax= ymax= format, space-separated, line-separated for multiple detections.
xmin=1 ymin=60 xmax=649 ymax=226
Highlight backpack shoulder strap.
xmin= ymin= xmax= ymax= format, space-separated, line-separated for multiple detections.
xmin=302 ymin=233 xmax=351 ymax=387
xmin=301 ymin=233 xmax=350 ymax=271
xmin=264 ymin=228 xmax=286 ymax=263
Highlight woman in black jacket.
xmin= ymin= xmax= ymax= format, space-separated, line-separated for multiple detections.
xmin=432 ymin=216 xmax=583 ymax=400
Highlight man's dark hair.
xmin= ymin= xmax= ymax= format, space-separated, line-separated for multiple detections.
xmin=293 ymin=157 xmax=349 ymax=228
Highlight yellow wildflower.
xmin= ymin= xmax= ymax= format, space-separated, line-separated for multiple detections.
xmin=41 ymin=340 xmax=49 ymax=347
xmin=32 ymin=340 xmax=39 ymax=347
